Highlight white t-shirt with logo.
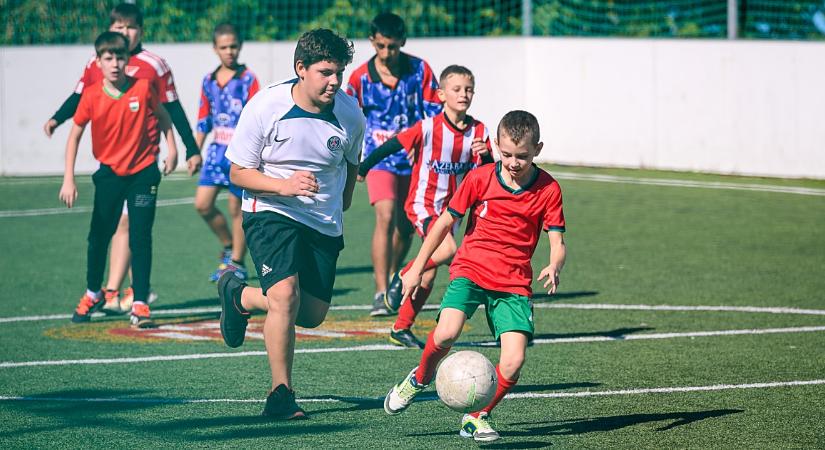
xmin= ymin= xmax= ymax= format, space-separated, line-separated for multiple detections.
xmin=226 ymin=78 xmax=365 ymax=237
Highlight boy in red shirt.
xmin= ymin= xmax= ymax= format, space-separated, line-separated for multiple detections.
xmin=59 ymin=31 xmax=178 ymax=329
xmin=383 ymin=110 xmax=567 ymax=442
xmin=358 ymin=65 xmax=493 ymax=348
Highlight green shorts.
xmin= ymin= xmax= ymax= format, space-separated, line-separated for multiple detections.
xmin=439 ymin=277 xmax=534 ymax=340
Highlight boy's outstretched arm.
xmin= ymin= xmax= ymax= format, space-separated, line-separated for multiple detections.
xmin=401 ymin=210 xmax=456 ymax=298
xmin=538 ymin=231 xmax=566 ymax=295
xmin=59 ymin=123 xmax=85 ymax=208
xmin=156 ymin=104 xmax=178 ymax=175
xmin=356 ymin=137 xmax=404 ymax=180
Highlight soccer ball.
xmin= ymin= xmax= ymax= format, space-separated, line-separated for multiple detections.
xmin=435 ymin=351 xmax=497 ymax=413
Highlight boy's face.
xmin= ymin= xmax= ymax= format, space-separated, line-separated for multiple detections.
xmin=96 ymin=51 xmax=128 ymax=84
xmin=495 ymin=132 xmax=543 ymax=181
xmin=296 ymin=59 xmax=345 ymax=106
xmin=437 ymin=74 xmax=474 ymax=115
xmin=369 ymin=33 xmax=404 ymax=66
xmin=109 ymin=19 xmax=142 ymax=52
xmin=213 ymin=33 xmax=241 ymax=69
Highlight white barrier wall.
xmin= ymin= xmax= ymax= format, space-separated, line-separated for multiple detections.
xmin=1 ymin=37 xmax=823 ymax=178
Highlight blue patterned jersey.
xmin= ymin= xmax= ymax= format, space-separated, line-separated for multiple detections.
xmin=346 ymin=53 xmax=442 ymax=175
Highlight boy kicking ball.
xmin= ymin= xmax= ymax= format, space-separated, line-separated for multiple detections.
xmin=383 ymin=110 xmax=567 ymax=442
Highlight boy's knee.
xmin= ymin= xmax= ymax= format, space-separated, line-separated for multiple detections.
xmin=265 ymin=279 xmax=300 ymax=312
xmin=433 ymin=327 xmax=460 ymax=347
xmin=499 ymin=352 xmax=526 ymax=377
xmin=194 ymin=201 xmax=215 ymax=217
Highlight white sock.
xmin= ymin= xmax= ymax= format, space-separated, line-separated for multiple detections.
xmin=86 ymin=289 xmax=101 ymax=299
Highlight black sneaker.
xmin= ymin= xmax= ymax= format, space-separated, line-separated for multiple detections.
xmin=262 ymin=384 xmax=307 ymax=420
xmin=218 ymin=271 xmax=250 ymax=348
xmin=384 ymin=271 xmax=404 ymax=312
xmin=389 ymin=328 xmax=424 ymax=349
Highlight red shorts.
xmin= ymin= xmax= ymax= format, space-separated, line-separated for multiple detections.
xmin=366 ymin=170 xmax=410 ymax=206
xmin=408 ymin=212 xmax=462 ymax=239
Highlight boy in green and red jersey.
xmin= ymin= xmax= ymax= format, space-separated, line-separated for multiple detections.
xmin=383 ymin=110 xmax=567 ymax=442
xmin=59 ymin=31 xmax=178 ymax=329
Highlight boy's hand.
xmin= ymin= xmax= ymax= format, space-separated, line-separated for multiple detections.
xmin=401 ymin=268 xmax=423 ymax=302
xmin=538 ymin=265 xmax=561 ymax=295
xmin=59 ymin=179 xmax=78 ymax=208
xmin=187 ymin=154 xmax=203 ymax=176
xmin=283 ymin=171 xmax=319 ymax=197
xmin=356 ymin=174 xmax=365 ymax=183
xmin=43 ymin=119 xmax=58 ymax=138
xmin=163 ymin=151 xmax=178 ymax=176
xmin=471 ymin=138 xmax=489 ymax=157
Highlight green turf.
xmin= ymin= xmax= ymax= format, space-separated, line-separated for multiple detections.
xmin=0 ymin=166 xmax=823 ymax=448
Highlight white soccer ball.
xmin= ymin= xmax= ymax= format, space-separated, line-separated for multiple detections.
xmin=435 ymin=351 xmax=497 ymax=413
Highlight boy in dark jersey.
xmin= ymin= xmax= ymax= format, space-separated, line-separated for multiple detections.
xmin=346 ymin=12 xmax=442 ymax=316
xmin=194 ymin=23 xmax=260 ymax=283
xmin=59 ymin=32 xmax=177 ymax=329
xmin=44 ymin=3 xmax=201 ymax=313
xmin=383 ymin=110 xmax=567 ymax=442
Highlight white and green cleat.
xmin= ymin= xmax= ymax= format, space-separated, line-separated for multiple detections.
xmin=460 ymin=412 xmax=500 ymax=442
xmin=384 ymin=366 xmax=428 ymax=415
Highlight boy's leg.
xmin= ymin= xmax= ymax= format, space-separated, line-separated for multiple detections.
xmin=124 ymin=164 xmax=161 ymax=316
xmin=105 ymin=209 xmax=130 ymax=292
xmin=86 ymin=166 xmax=129 ymax=293
xmin=366 ymin=170 xmax=407 ymax=316
xmin=228 ymin=193 xmax=246 ymax=264
xmin=194 ymin=185 xmax=232 ymax=247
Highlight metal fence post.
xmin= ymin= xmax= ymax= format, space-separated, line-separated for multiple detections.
xmin=728 ymin=0 xmax=738 ymax=39
xmin=523 ymin=0 xmax=532 ymax=36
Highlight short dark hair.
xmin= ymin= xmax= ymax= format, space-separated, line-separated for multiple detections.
xmin=95 ymin=31 xmax=129 ymax=57
xmin=213 ymin=22 xmax=241 ymax=45
xmin=110 ymin=3 xmax=143 ymax=27
xmin=370 ymin=12 xmax=406 ymax=40
xmin=439 ymin=65 xmax=474 ymax=86
xmin=497 ymin=110 xmax=540 ymax=146
xmin=294 ymin=28 xmax=354 ymax=73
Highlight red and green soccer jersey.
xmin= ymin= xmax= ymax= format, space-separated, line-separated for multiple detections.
xmin=446 ymin=162 xmax=565 ymax=297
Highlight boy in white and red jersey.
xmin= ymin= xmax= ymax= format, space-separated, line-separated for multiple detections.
xmin=358 ymin=65 xmax=493 ymax=348
xmin=383 ymin=110 xmax=567 ymax=443
xmin=44 ymin=3 xmax=201 ymax=314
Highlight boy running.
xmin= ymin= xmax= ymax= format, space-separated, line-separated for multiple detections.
xmin=218 ymin=29 xmax=364 ymax=420
xmin=60 ymin=31 xmax=178 ymax=329
xmin=383 ymin=110 xmax=567 ymax=442
xmin=358 ymin=65 xmax=493 ymax=348
xmin=194 ymin=23 xmax=260 ymax=282
xmin=44 ymin=3 xmax=202 ymax=313
xmin=346 ymin=12 xmax=442 ymax=316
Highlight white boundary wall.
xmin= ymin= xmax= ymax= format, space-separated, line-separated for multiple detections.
xmin=1 ymin=37 xmax=823 ymax=178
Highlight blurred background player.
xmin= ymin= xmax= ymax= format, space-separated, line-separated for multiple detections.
xmin=358 ymin=65 xmax=493 ymax=347
xmin=43 ymin=3 xmax=202 ymax=313
xmin=194 ymin=23 xmax=260 ymax=282
xmin=59 ymin=31 xmax=178 ymax=329
xmin=383 ymin=110 xmax=566 ymax=442
xmin=346 ymin=12 xmax=442 ymax=316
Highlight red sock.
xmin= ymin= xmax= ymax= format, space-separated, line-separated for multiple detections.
xmin=476 ymin=365 xmax=518 ymax=416
xmin=415 ymin=331 xmax=450 ymax=385
xmin=394 ymin=285 xmax=431 ymax=330
xmin=400 ymin=258 xmax=438 ymax=276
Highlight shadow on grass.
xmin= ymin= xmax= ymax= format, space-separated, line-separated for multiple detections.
xmin=456 ymin=327 xmax=654 ymax=347
xmin=508 ymin=409 xmax=745 ymax=435
xmin=152 ymin=287 xmax=357 ymax=313
xmin=335 ymin=265 xmax=374 ymax=276
xmin=309 ymin=393 xmax=440 ymax=416
xmin=510 ymin=382 xmax=602 ymax=394
xmin=533 ymin=291 xmax=599 ymax=301
xmin=152 ymin=415 xmax=352 ymax=441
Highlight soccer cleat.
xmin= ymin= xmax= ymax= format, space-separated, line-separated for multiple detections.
xmin=389 ymin=328 xmax=424 ymax=349
xmin=218 ymin=271 xmax=250 ymax=348
xmin=262 ymin=384 xmax=307 ymax=420
xmin=209 ymin=248 xmax=234 ymax=282
xmin=120 ymin=287 xmax=158 ymax=312
xmin=214 ymin=260 xmax=249 ymax=282
xmin=71 ymin=291 xmax=104 ymax=323
xmin=102 ymin=289 xmax=126 ymax=315
xmin=129 ymin=302 xmax=155 ymax=329
xmin=384 ymin=366 xmax=427 ymax=415
xmin=370 ymin=291 xmax=392 ymax=317
xmin=383 ymin=271 xmax=404 ymax=312
xmin=460 ymin=412 xmax=500 ymax=442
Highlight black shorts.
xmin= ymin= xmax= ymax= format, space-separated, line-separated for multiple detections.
xmin=242 ymin=211 xmax=344 ymax=302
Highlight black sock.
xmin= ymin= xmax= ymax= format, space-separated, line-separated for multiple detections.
xmin=231 ymin=259 xmax=245 ymax=267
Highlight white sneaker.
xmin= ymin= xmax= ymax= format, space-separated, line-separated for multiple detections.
xmin=384 ymin=366 xmax=427 ymax=415
xmin=460 ymin=412 xmax=500 ymax=442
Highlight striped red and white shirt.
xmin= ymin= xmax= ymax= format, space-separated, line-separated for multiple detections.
xmin=74 ymin=46 xmax=178 ymax=103
xmin=396 ymin=112 xmax=492 ymax=235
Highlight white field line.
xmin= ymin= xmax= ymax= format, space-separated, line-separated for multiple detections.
xmin=1 ymin=379 xmax=823 ymax=406
xmin=3 ymin=302 xmax=825 ymax=325
xmin=0 ymin=193 xmax=228 ymax=218
xmin=2 ymin=325 xmax=824 ymax=369
xmin=0 ymin=174 xmax=193 ymax=186
xmin=553 ymin=172 xmax=825 ymax=197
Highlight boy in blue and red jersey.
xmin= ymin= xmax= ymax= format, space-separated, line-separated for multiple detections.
xmin=194 ymin=23 xmax=260 ymax=282
xmin=346 ymin=12 xmax=442 ymax=316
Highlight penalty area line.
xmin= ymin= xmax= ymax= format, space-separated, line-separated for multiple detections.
xmin=1 ymin=379 xmax=823 ymax=406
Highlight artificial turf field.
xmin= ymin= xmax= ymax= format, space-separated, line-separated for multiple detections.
xmin=0 ymin=165 xmax=823 ymax=449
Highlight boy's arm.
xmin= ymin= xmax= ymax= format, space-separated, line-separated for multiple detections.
xmin=343 ymin=162 xmax=358 ymax=211
xmin=156 ymin=104 xmax=178 ymax=175
xmin=163 ymin=100 xmax=202 ymax=170
xmin=59 ymin=123 xmax=85 ymax=208
xmin=229 ymin=163 xmax=319 ymax=198
xmin=538 ymin=231 xmax=566 ymax=295
xmin=44 ymin=92 xmax=81 ymax=137
xmin=401 ymin=211 xmax=456 ymax=298
xmin=356 ymin=137 xmax=404 ymax=178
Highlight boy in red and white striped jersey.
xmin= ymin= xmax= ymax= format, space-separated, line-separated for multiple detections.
xmin=358 ymin=65 xmax=494 ymax=348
